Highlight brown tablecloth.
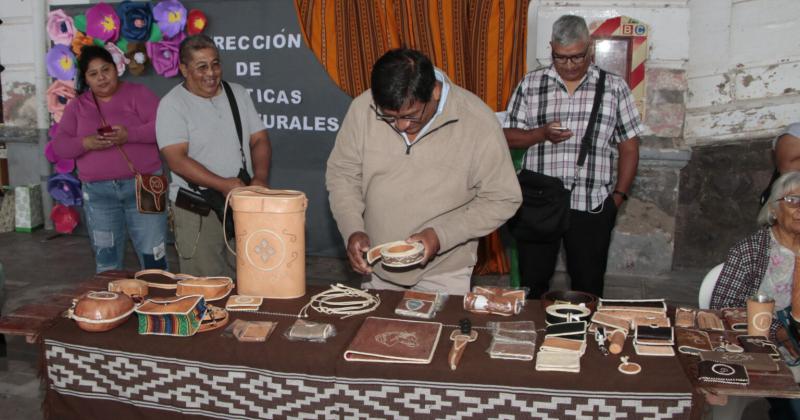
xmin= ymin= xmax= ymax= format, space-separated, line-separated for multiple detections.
xmin=41 ymin=284 xmax=695 ymax=419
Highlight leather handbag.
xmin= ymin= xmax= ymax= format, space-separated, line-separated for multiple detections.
xmin=508 ymin=70 xmax=606 ymax=243
xmin=92 ymin=92 xmax=167 ymax=214
xmin=134 ymin=172 xmax=168 ymax=213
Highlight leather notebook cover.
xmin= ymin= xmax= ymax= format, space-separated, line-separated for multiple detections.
xmin=699 ymin=351 xmax=779 ymax=372
xmin=697 ymin=360 xmax=749 ymax=385
xmin=676 ymin=328 xmax=713 ymax=354
xmin=344 ymin=317 xmax=443 ymax=364
xmin=737 ymin=335 xmax=782 ymax=360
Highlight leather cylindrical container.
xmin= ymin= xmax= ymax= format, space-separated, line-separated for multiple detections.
xmin=747 ymin=293 xmax=775 ymax=337
xmin=229 ymin=187 xmax=307 ymax=299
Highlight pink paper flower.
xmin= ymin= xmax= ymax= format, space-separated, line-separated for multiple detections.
xmin=146 ymin=33 xmax=184 ymax=77
xmin=47 ymin=9 xmax=76 ymax=45
xmin=47 ymin=80 xmax=76 ymax=123
xmin=104 ymin=42 xmax=128 ymax=76
xmin=86 ymin=3 xmax=120 ymax=42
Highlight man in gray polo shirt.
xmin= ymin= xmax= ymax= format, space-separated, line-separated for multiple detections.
xmin=156 ymin=34 xmax=271 ymax=277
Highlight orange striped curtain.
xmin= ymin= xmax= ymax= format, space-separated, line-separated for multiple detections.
xmin=295 ymin=0 xmax=530 ymax=274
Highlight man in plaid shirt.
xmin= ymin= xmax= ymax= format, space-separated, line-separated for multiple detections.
xmin=503 ymin=15 xmax=642 ymax=299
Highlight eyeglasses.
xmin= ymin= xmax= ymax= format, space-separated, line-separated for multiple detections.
xmin=778 ymin=195 xmax=800 ymax=208
xmin=371 ymin=101 xmax=428 ymax=125
xmin=552 ymin=48 xmax=590 ymax=65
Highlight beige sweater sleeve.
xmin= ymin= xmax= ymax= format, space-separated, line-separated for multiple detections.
xmin=325 ymin=101 xmax=367 ymax=245
xmin=427 ymin=122 xmax=522 ymax=253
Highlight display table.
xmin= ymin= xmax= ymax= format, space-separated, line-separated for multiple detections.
xmin=41 ymin=276 xmax=696 ymax=419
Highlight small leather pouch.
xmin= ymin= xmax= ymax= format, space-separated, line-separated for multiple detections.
xmin=540 ymin=336 xmax=586 ymax=354
xmin=591 ymin=311 xmax=630 ymax=334
xmin=675 ymin=307 xmax=696 ymax=328
xmin=176 ymin=187 xmax=211 ymax=216
xmin=700 ymin=350 xmax=778 ymax=372
xmin=136 ymin=173 xmax=168 ymax=213
xmin=676 ymin=328 xmax=713 ymax=354
xmin=696 ymin=311 xmax=725 ymax=331
xmin=535 ymin=351 xmax=581 ymax=373
xmin=738 ymin=335 xmax=782 ymax=360
xmin=545 ymin=321 xmax=587 ymax=341
xmin=225 ymin=295 xmax=263 ymax=312
xmin=287 ymin=319 xmax=335 ymax=342
xmin=634 ymin=343 xmax=676 ymax=357
xmin=395 ymin=290 xmax=438 ymax=319
xmin=488 ymin=341 xmax=536 ymax=361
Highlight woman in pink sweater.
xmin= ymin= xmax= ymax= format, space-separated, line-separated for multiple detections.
xmin=53 ymin=46 xmax=168 ymax=272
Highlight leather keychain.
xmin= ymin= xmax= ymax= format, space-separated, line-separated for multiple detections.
xmin=595 ymin=326 xmax=609 ymax=356
xmin=449 ymin=318 xmax=478 ymax=370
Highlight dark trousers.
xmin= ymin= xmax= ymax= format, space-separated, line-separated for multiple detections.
xmin=517 ymin=195 xmax=618 ymax=299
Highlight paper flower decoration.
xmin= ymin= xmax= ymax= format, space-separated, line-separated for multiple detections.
xmin=125 ymin=42 xmax=149 ymax=76
xmin=44 ymin=140 xmax=76 ymax=174
xmin=46 ymin=45 xmax=77 ymax=81
xmin=51 ymin=204 xmax=81 ymax=234
xmin=47 ymin=9 xmax=76 ymax=45
xmin=47 ymin=173 xmax=83 ymax=207
xmin=104 ymin=42 xmax=128 ymax=76
xmin=73 ymin=14 xmax=87 ymax=32
xmin=148 ymin=23 xmax=163 ymax=42
xmin=118 ymin=1 xmax=153 ymax=42
xmin=46 ymin=80 xmax=76 ymax=123
xmin=146 ymin=33 xmax=184 ymax=77
xmin=153 ymin=0 xmax=187 ymax=39
xmin=186 ymin=9 xmax=207 ymax=35
xmin=71 ymin=31 xmax=95 ymax=57
xmin=86 ymin=3 xmax=120 ymax=42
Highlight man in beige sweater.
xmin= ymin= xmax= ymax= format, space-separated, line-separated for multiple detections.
xmin=326 ymin=48 xmax=521 ymax=295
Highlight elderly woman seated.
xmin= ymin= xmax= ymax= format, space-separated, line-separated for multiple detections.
xmin=711 ymin=171 xmax=800 ymax=418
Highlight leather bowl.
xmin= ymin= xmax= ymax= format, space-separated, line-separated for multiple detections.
xmin=72 ymin=291 xmax=135 ymax=332
xmin=540 ymin=290 xmax=598 ymax=313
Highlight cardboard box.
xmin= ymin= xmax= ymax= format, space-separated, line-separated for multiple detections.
xmin=14 ymin=184 xmax=43 ymax=232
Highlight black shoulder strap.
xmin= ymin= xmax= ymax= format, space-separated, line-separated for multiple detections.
xmin=222 ymin=81 xmax=247 ymax=170
xmin=577 ymin=70 xmax=606 ymax=167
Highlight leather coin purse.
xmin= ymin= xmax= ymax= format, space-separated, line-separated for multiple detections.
xmin=68 ymin=291 xmax=135 ymax=332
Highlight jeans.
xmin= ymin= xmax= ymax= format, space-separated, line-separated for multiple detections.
xmin=83 ymin=178 xmax=168 ymax=273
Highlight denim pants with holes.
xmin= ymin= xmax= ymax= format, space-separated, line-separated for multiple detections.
xmin=82 ymin=178 xmax=168 ymax=273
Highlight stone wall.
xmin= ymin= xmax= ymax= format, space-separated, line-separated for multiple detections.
xmin=673 ymin=138 xmax=773 ymax=270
